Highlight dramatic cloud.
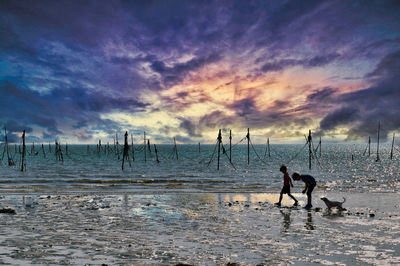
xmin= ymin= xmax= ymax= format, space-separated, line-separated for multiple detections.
xmin=319 ymin=50 xmax=400 ymax=139
xmin=1 ymin=0 xmax=399 ymax=143
xmin=261 ymin=53 xmax=340 ymax=73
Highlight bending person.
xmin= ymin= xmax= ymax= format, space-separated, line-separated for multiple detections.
xmin=292 ymin=172 xmax=316 ymax=209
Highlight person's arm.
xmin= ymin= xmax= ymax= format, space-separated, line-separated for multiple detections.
xmin=290 ymin=178 xmax=294 ymax=187
xmin=302 ymin=181 xmax=309 ymax=194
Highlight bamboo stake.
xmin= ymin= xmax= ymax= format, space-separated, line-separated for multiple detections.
xmin=1 ymin=129 xmax=5 ymax=162
xmin=390 ymin=133 xmax=395 ymax=160
xmin=376 ymin=121 xmax=380 ymax=162
xmin=154 ymin=144 xmax=160 ymax=163
xmin=308 ymin=130 xmax=312 ymax=170
xmin=147 ymin=139 xmax=152 ymax=154
xmin=59 ymin=143 xmax=64 ymax=162
xmin=174 ymin=137 xmax=178 ymax=160
xmin=55 ymin=141 xmax=58 ymax=160
xmin=21 ymin=130 xmax=26 ymax=172
xmin=217 ymin=129 xmax=222 ymax=170
xmin=131 ymin=134 xmax=135 ymax=161
xmin=368 ymin=136 xmax=371 ymax=156
xmin=247 ymin=128 xmax=250 ymax=165
xmin=42 ymin=144 xmax=46 ymax=158
xmin=122 ymin=131 xmax=131 ymax=170
xmin=229 ymin=129 xmax=232 ymax=163
xmin=319 ymin=136 xmax=321 ymax=158
xmin=4 ymin=128 xmax=9 ymax=162
xmin=5 ymin=128 xmax=14 ymax=166
xmin=116 ymin=133 xmax=120 ymax=159
xmin=144 ymin=131 xmax=146 ymax=162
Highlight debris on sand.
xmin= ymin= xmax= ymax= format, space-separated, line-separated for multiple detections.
xmin=0 ymin=208 xmax=16 ymax=214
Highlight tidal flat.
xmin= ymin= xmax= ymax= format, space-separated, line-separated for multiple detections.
xmin=0 ymin=192 xmax=399 ymax=265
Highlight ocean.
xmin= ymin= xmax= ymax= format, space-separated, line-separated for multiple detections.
xmin=0 ymin=143 xmax=399 ymax=193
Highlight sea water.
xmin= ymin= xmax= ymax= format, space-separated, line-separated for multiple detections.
xmin=0 ymin=143 xmax=399 ymax=193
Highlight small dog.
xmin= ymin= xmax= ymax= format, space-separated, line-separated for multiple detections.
xmin=320 ymin=197 xmax=346 ymax=210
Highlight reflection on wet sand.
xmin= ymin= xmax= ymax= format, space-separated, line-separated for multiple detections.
xmin=305 ymin=211 xmax=315 ymax=230
xmin=280 ymin=209 xmax=292 ymax=232
xmin=0 ymin=192 xmax=398 ymax=265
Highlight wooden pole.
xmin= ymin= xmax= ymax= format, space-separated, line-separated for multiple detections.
xmin=131 ymin=134 xmax=135 ymax=161
xmin=247 ymin=128 xmax=250 ymax=165
xmin=5 ymin=128 xmax=10 ymax=162
xmin=55 ymin=141 xmax=58 ymax=160
xmin=122 ymin=131 xmax=131 ymax=170
xmin=229 ymin=129 xmax=232 ymax=163
xmin=390 ymin=133 xmax=395 ymax=160
xmin=113 ymin=136 xmax=116 ymax=154
xmin=1 ymin=129 xmax=6 ymax=162
xmin=368 ymin=136 xmax=371 ymax=156
xmin=174 ymin=137 xmax=178 ymax=160
xmin=376 ymin=121 xmax=380 ymax=162
xmin=308 ymin=130 xmax=312 ymax=170
xmin=5 ymin=128 xmax=14 ymax=166
xmin=147 ymin=139 xmax=152 ymax=154
xmin=268 ymin=138 xmax=270 ymax=158
xmin=42 ymin=144 xmax=46 ymax=158
xmin=154 ymin=144 xmax=160 ymax=163
xmin=144 ymin=131 xmax=146 ymax=162
xmin=198 ymin=142 xmax=200 ymax=153
xmin=21 ymin=130 xmax=26 ymax=172
xmin=217 ymin=129 xmax=222 ymax=170
xmin=319 ymin=136 xmax=321 ymax=157
xmin=116 ymin=133 xmax=120 ymax=159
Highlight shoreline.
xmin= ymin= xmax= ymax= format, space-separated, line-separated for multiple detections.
xmin=0 ymin=189 xmax=399 ymax=195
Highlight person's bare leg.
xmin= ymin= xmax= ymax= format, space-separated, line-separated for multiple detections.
xmin=278 ymin=193 xmax=283 ymax=204
xmin=288 ymin=193 xmax=298 ymax=205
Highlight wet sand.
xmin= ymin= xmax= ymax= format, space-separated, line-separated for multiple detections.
xmin=0 ymin=192 xmax=399 ymax=265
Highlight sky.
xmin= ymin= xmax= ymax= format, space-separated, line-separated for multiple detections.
xmin=1 ymin=0 xmax=400 ymax=144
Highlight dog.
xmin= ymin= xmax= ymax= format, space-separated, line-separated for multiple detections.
xmin=320 ymin=197 xmax=346 ymax=211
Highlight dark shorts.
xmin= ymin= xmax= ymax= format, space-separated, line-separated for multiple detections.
xmin=307 ymin=184 xmax=316 ymax=196
xmin=281 ymin=185 xmax=291 ymax=194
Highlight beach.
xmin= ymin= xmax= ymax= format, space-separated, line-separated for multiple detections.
xmin=0 ymin=144 xmax=399 ymax=265
xmin=1 ymin=192 xmax=399 ymax=265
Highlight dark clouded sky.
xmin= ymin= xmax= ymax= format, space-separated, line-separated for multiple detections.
xmin=1 ymin=0 xmax=400 ymax=143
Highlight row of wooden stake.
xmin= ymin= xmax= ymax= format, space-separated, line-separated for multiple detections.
xmin=0 ymin=124 xmax=397 ymax=172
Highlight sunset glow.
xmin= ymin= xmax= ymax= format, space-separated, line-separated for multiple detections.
xmin=1 ymin=1 xmax=399 ymax=143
